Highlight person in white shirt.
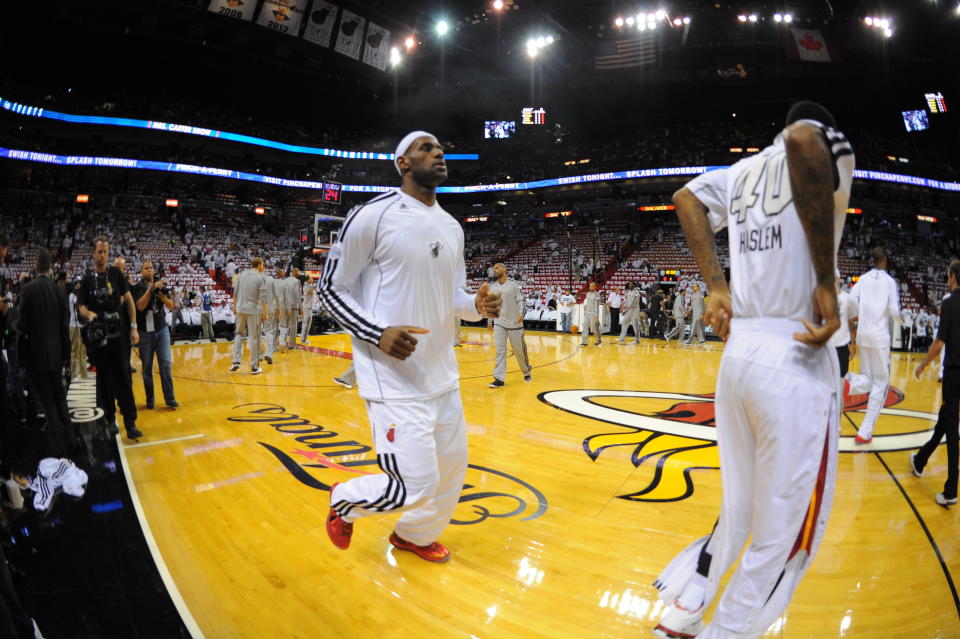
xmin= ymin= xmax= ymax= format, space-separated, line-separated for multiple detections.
xmin=915 ymin=307 xmax=929 ymax=353
xmin=606 ymin=288 xmax=622 ymax=335
xmin=901 ymin=306 xmax=914 ymax=351
xmin=319 ymin=131 xmax=501 ymax=563
xmin=559 ymin=289 xmax=576 ymax=333
xmin=829 ymin=270 xmax=858 ymax=378
xmin=653 ymin=102 xmax=853 ymax=639
xmin=850 ymin=247 xmax=901 ymax=444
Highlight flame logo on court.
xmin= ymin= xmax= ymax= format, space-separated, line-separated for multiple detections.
xmin=581 ymin=393 xmax=720 ymax=503
xmin=540 ymin=385 xmax=933 ymax=504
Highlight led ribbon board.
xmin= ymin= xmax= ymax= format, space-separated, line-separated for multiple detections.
xmin=1 ymin=147 xmax=958 ymax=194
xmin=0 ymin=97 xmax=478 ymax=161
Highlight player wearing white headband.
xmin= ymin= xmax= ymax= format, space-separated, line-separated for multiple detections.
xmin=319 ymin=131 xmax=501 ymax=563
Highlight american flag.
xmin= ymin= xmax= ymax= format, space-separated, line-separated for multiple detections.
xmin=594 ymin=35 xmax=657 ymax=70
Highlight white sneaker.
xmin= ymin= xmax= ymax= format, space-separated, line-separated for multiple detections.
xmin=229 ymin=363 xmax=240 ymax=372
xmin=936 ymin=493 xmax=958 ymax=506
xmin=653 ymin=603 xmax=705 ymax=639
xmin=332 ymin=377 xmax=353 ymax=389
xmin=909 ymin=452 xmax=923 ymax=477
xmin=251 ymin=367 xmax=263 ymax=375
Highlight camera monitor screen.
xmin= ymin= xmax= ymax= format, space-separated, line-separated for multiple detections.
xmin=484 ymin=121 xmax=516 ymax=139
xmin=902 ymin=110 xmax=929 ymax=132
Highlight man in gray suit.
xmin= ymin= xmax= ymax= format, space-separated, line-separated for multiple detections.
xmin=281 ymin=268 xmax=302 ymax=351
xmin=616 ymin=282 xmax=642 ymax=344
xmin=682 ymin=284 xmax=706 ymax=344
xmin=488 ymin=263 xmax=532 ymax=388
xmin=230 ymin=258 xmax=268 ymax=374
xmin=581 ymin=281 xmax=602 ymax=346
xmin=664 ymin=290 xmax=687 ymax=343
xmin=261 ymin=268 xmax=279 ymax=365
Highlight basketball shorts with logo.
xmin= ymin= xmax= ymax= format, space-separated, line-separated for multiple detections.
xmin=329 ymin=388 xmax=468 ymax=546
xmin=655 ymin=318 xmax=840 ymax=639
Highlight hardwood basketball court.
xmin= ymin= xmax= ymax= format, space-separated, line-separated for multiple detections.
xmin=123 ymin=329 xmax=959 ymax=638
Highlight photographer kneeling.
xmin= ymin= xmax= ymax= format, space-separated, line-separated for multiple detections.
xmin=76 ymin=236 xmax=143 ymax=440
xmin=131 ymin=261 xmax=179 ymax=410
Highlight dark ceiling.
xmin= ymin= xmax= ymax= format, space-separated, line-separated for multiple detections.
xmin=1 ymin=0 xmax=958 ymax=137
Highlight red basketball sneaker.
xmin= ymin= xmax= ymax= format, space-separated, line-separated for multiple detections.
xmin=388 ymin=532 xmax=451 ymax=563
xmin=326 ymin=483 xmax=353 ymax=550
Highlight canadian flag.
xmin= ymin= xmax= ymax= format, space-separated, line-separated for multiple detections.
xmin=787 ymin=27 xmax=834 ymax=62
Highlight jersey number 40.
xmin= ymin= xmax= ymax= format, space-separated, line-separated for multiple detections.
xmin=730 ymin=151 xmax=792 ymax=224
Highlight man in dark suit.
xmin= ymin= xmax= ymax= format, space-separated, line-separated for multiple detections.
xmin=18 ymin=249 xmax=71 ymax=456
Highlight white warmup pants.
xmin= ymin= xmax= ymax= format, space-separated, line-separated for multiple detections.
xmin=685 ymin=314 xmax=705 ymax=343
xmin=263 ymin=313 xmax=278 ymax=358
xmin=299 ymin=306 xmax=313 ymax=342
xmin=664 ymin=314 xmax=685 ymax=340
xmin=655 ymin=319 xmax=839 ymax=639
xmin=330 ymin=388 xmax=468 ymax=546
xmin=618 ymin=309 xmax=641 ymax=341
xmin=856 ymin=344 xmax=890 ymax=441
xmin=232 ymin=313 xmax=262 ymax=366
xmin=279 ymin=308 xmax=297 ymax=348
xmin=493 ymin=324 xmax=531 ymax=382
xmin=338 ymin=362 xmax=356 ymax=386
xmin=581 ymin=314 xmax=601 ymax=344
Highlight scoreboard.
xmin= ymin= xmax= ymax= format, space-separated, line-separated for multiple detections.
xmin=660 ymin=268 xmax=681 ymax=283
xmin=322 ymin=181 xmax=342 ymax=204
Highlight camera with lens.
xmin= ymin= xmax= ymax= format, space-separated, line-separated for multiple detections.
xmin=81 ymin=311 xmax=121 ymax=353
xmin=154 ymin=279 xmax=171 ymax=297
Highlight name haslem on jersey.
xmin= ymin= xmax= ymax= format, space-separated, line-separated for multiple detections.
xmin=687 ymin=120 xmax=855 ymax=321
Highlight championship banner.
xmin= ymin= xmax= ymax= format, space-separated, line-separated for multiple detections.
xmin=362 ymin=22 xmax=390 ymax=71
xmin=303 ymin=0 xmax=338 ymax=48
xmin=334 ymin=9 xmax=366 ymax=60
xmin=207 ymin=0 xmax=256 ymax=21
xmin=256 ymin=0 xmax=307 ymax=37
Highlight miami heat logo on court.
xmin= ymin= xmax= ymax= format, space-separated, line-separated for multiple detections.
xmin=539 ymin=387 xmax=938 ymax=503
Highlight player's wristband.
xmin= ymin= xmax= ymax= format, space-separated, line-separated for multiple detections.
xmin=131 ymin=323 xmax=138 ymax=329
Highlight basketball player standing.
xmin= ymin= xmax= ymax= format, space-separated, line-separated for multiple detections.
xmin=319 ymin=131 xmax=501 ymax=562
xmin=580 ymin=281 xmax=602 ymax=346
xmin=488 ymin=263 xmax=532 ymax=388
xmin=653 ymin=102 xmax=854 ymax=639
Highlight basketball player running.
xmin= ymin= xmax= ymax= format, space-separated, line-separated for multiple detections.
xmin=653 ymin=102 xmax=854 ymax=639
xmin=488 ymin=263 xmax=532 ymax=388
xmin=319 ymin=131 xmax=501 ymax=562
xmin=850 ymin=248 xmax=900 ymax=444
